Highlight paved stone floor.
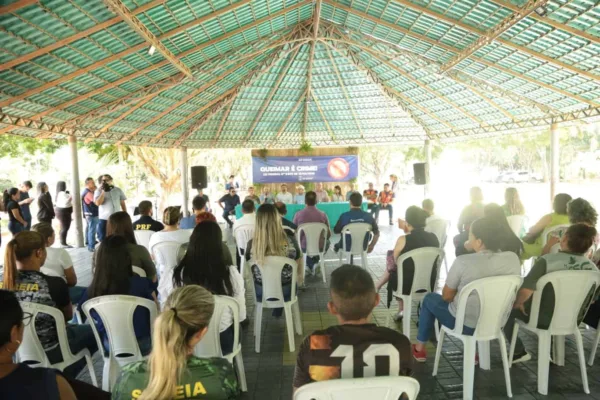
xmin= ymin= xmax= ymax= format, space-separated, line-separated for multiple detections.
xmin=63 ymin=223 xmax=600 ymax=399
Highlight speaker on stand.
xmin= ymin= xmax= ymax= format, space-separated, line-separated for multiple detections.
xmin=413 ymin=162 xmax=429 ymax=199
xmin=191 ymin=166 xmax=208 ymax=190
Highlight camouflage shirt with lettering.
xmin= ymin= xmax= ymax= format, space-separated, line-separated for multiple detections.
xmin=112 ymin=356 xmax=239 ymax=400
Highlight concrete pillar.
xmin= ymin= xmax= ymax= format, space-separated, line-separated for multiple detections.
xmin=550 ymin=123 xmax=559 ymax=203
xmin=180 ymin=146 xmax=190 ymax=217
xmin=424 ymin=139 xmax=432 ymax=198
xmin=68 ymin=136 xmax=84 ymax=248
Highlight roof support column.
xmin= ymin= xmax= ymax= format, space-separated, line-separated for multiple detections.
xmin=68 ymin=136 xmax=84 ymax=248
xmin=550 ymin=122 xmax=559 ymax=205
xmin=424 ymin=139 xmax=432 ymax=198
xmin=180 ymin=146 xmax=190 ymax=217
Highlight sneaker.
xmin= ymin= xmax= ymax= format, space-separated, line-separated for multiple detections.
xmin=512 ymin=351 xmax=532 ymax=364
xmin=412 ymin=344 xmax=427 ymax=362
xmin=393 ymin=312 xmax=403 ymax=322
xmin=389 ymin=221 xmax=393 ymax=226
xmin=61 ymin=244 xmax=73 ymax=249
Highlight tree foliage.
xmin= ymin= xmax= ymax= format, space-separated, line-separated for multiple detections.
xmin=0 ymin=136 xmax=64 ymax=158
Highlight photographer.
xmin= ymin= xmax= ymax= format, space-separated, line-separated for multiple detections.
xmin=94 ymin=174 xmax=127 ymax=242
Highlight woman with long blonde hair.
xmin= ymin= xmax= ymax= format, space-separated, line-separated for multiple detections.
xmin=112 ymin=285 xmax=239 ymax=400
xmin=503 ymin=187 xmax=525 ymax=216
xmin=245 ymin=204 xmax=302 ymax=316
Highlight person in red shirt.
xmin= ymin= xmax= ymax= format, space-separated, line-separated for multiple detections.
xmin=362 ymin=183 xmax=379 ymax=221
xmin=378 ymin=183 xmax=394 ymax=225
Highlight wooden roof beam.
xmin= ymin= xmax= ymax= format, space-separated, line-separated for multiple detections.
xmin=275 ymin=89 xmax=307 ymax=141
xmin=0 ymin=0 xmax=38 ymax=14
xmin=304 ymin=42 xmax=315 ymax=141
xmin=103 ymin=0 xmax=193 ymax=77
xmin=311 ymin=91 xmax=336 ymax=142
xmin=440 ymin=0 xmax=549 ymax=72
xmin=211 ymin=102 xmax=234 ymax=147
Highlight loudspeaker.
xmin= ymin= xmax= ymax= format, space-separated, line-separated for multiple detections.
xmin=413 ymin=163 xmax=428 ymax=185
xmin=191 ymin=166 xmax=207 ymax=189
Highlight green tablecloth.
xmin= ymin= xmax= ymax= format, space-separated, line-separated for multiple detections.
xmin=234 ymin=202 xmax=368 ymax=230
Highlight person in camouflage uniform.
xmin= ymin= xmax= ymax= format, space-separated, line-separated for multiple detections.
xmin=112 ymin=285 xmax=239 ymax=400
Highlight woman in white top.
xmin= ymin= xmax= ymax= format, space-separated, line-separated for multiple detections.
xmin=54 ymin=181 xmax=73 ymax=248
xmin=148 ymin=207 xmax=192 ymax=278
xmin=172 ymin=220 xmax=245 ymax=355
xmin=331 ymin=185 xmax=344 ymax=202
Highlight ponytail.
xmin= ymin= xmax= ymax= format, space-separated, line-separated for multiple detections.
xmin=141 ymin=285 xmax=214 ymax=400
xmin=2 ymin=231 xmax=46 ymax=291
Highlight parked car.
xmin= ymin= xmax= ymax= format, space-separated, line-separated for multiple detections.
xmin=498 ymin=170 xmax=541 ymax=183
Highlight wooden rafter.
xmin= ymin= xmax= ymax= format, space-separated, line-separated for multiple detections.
xmin=1 ymin=0 xmax=309 ymax=111
xmin=320 ymin=4 xmax=598 ymax=107
xmin=103 ymin=0 xmax=193 ymax=77
xmin=304 ymin=42 xmax=315 ymax=140
xmin=323 ymin=0 xmax=599 ymax=82
xmin=311 ymin=92 xmax=336 ymax=142
xmin=0 ymin=0 xmax=169 ymax=72
xmin=323 ymin=46 xmax=364 ymax=138
xmin=275 ymin=89 xmax=307 ymax=140
xmin=0 ymin=0 xmax=38 ymax=15
xmin=211 ymin=102 xmax=234 ymax=147
xmin=440 ymin=0 xmax=549 ymax=72
xmin=244 ymin=45 xmax=301 ymax=141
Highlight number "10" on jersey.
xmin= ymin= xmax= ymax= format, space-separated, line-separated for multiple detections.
xmin=330 ymin=344 xmax=401 ymax=379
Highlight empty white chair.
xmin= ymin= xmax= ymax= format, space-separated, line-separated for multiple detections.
xmin=425 ymin=218 xmax=450 ymax=273
xmin=387 ymin=247 xmax=445 ymax=340
xmin=234 ymin=226 xmax=254 ymax=278
xmin=433 ymin=275 xmax=521 ymax=400
xmin=194 ymin=295 xmax=247 ymax=392
xmin=81 ymin=295 xmax=158 ymax=391
xmin=151 ymin=240 xmax=182 ymax=277
xmin=294 ymin=376 xmax=420 ymax=400
xmin=338 ymin=222 xmax=374 ymax=268
xmin=297 ymin=222 xmax=329 ymax=283
xmin=508 ymin=270 xmax=600 ymax=395
xmin=252 ymin=256 xmax=302 ymax=352
xmin=17 ymin=302 xmax=97 ymax=387
xmin=506 ymin=215 xmax=527 ymax=238
xmin=131 ymin=265 xmax=146 ymax=277
xmin=134 ymin=230 xmax=154 ymax=252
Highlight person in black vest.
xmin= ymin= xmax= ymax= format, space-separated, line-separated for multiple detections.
xmin=81 ymin=178 xmax=99 ymax=252
xmin=132 ymin=201 xmax=164 ymax=232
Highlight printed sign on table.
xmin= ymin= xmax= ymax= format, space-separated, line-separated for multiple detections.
xmin=252 ymin=155 xmax=359 ymax=183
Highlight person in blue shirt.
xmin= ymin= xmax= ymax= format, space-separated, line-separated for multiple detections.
xmin=333 ymin=193 xmax=380 ymax=253
xmin=180 ymin=195 xmax=207 ymax=229
xmin=218 ymin=188 xmax=241 ymax=228
xmin=224 ymin=175 xmax=239 ymax=191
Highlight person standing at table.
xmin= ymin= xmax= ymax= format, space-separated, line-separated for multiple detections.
xmin=218 ymin=187 xmax=240 ymax=228
xmin=36 ymin=182 xmax=54 ymax=224
xmin=276 ymin=184 xmax=294 ymax=204
xmin=331 ymin=185 xmax=344 ymax=202
xmin=363 ymin=182 xmax=379 ymax=220
xmin=346 ymin=183 xmax=360 ymax=201
xmin=294 ymin=185 xmax=306 ymax=204
xmin=260 ymin=186 xmax=275 ymax=205
xmin=55 ymin=181 xmax=73 ymax=248
xmin=315 ymin=182 xmax=329 ymax=203
xmin=18 ymin=181 xmax=34 ymax=231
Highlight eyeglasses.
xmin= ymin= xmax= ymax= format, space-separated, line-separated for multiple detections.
xmin=23 ymin=312 xmax=33 ymax=326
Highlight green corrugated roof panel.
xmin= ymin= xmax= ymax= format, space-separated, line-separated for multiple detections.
xmin=1 ymin=0 xmax=599 ymax=147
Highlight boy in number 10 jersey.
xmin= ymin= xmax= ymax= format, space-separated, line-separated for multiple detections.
xmin=293 ymin=264 xmax=413 ymax=391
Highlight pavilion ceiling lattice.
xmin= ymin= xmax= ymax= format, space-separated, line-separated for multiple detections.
xmin=0 ymin=0 xmax=599 ymax=148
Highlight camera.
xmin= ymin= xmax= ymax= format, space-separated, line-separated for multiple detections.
xmin=102 ymin=181 xmax=114 ymax=192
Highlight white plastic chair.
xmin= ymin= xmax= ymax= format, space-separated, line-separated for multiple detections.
xmin=252 ymin=256 xmax=302 ymax=352
xmin=283 ymin=225 xmax=296 ymax=234
xmin=425 ymin=218 xmax=450 ymax=273
xmin=508 ymin=270 xmax=600 ymax=395
xmin=294 ymin=376 xmax=420 ymax=400
xmin=151 ymin=240 xmax=182 ymax=277
xmin=387 ymin=247 xmax=445 ymax=340
xmin=134 ymin=230 xmax=154 ymax=252
xmin=338 ymin=223 xmax=374 ymax=268
xmin=541 ymin=224 xmax=570 ymax=247
xmin=81 ymin=295 xmax=158 ymax=391
xmin=17 ymin=302 xmax=98 ymax=387
xmin=433 ymin=275 xmax=522 ymax=400
xmin=588 ymin=320 xmax=600 ymax=366
xmin=194 ymin=295 xmax=247 ymax=392
xmin=297 ymin=222 xmax=329 ymax=283
xmin=131 ymin=265 xmax=146 ymax=277
xmin=506 ymin=215 xmax=527 ymax=237
xmin=234 ymin=226 xmax=254 ymax=278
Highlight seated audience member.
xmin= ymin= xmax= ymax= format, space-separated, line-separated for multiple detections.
xmin=275 ymin=201 xmax=297 ymax=231
xmin=363 ymin=182 xmax=379 ymax=219
xmin=0 ymin=232 xmax=98 ymax=377
xmin=331 ymin=185 xmax=344 ymax=202
xmin=293 ymin=265 xmax=412 ymax=391
xmin=422 ymin=199 xmax=444 ymax=225
xmin=377 ymin=183 xmax=394 ymax=225
xmin=172 ymin=221 xmax=246 ymax=355
xmin=346 ymin=183 xmax=359 ymax=201
xmin=502 ymin=187 xmax=526 ymax=237
xmin=148 ymin=206 xmax=191 ymax=275
xmin=506 ymin=224 xmax=598 ymax=363
xmin=276 ymin=184 xmax=294 ymax=204
xmin=32 ymin=223 xmax=85 ymax=303
xmin=233 ymin=199 xmax=256 ymax=233
xmin=315 ymin=182 xmax=330 ymax=203
xmin=457 ymin=187 xmax=485 ymax=234
xmin=259 ymin=186 xmax=275 ymax=205
xmin=412 ymin=217 xmax=521 ymax=362
xmin=245 ymin=204 xmax=303 ymax=316
xmin=100 ymin=212 xmax=156 ymax=281
xmin=244 ymin=186 xmax=260 ymax=206
xmin=196 ymin=188 xmax=210 ymax=211
xmin=333 ymin=193 xmax=379 ymax=253
xmin=0 ymin=290 xmax=110 ymax=400
xmin=218 ymin=187 xmax=240 ymax=229
xmin=132 ymin=201 xmax=164 ymax=232
xmin=294 ymin=185 xmax=306 ymax=205
xmin=522 ymin=193 xmax=572 ymax=259
xmin=112 ymin=286 xmax=240 ymax=400
xmin=376 ymin=207 xmax=439 ymax=315
xmin=293 ymin=191 xmax=331 ymax=275
xmin=78 ymin=235 xmax=156 ymax=356
xmin=180 ymin=196 xmax=207 ymax=229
